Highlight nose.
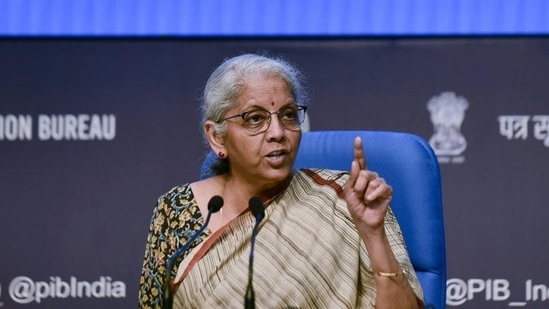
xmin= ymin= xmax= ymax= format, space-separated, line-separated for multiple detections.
xmin=265 ymin=112 xmax=285 ymax=141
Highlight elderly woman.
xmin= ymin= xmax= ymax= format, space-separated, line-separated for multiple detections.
xmin=138 ymin=53 xmax=424 ymax=308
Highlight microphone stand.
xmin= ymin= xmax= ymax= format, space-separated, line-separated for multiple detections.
xmin=245 ymin=197 xmax=265 ymax=309
xmin=161 ymin=195 xmax=224 ymax=309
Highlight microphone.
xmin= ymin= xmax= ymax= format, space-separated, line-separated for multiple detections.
xmin=162 ymin=195 xmax=224 ymax=309
xmin=244 ymin=196 xmax=265 ymax=309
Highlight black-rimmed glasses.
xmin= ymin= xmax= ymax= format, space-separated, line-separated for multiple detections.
xmin=222 ymin=105 xmax=307 ymax=136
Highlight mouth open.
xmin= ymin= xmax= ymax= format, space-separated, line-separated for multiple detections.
xmin=267 ymin=150 xmax=286 ymax=158
xmin=266 ymin=150 xmax=289 ymax=165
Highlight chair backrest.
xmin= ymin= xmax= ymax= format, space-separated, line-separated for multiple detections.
xmin=200 ymin=130 xmax=447 ymax=308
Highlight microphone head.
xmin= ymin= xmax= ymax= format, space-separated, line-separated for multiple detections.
xmin=248 ymin=196 xmax=265 ymax=219
xmin=208 ymin=195 xmax=224 ymax=213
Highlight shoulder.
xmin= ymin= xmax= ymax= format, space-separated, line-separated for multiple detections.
xmin=298 ymin=167 xmax=348 ymax=178
xmin=288 ymin=168 xmax=350 ymax=203
xmin=188 ymin=175 xmax=225 ymax=215
xmin=156 ymin=183 xmax=193 ymax=208
xmin=156 ymin=174 xmax=223 ymax=209
xmin=296 ymin=168 xmax=349 ymax=196
xmin=152 ymin=183 xmax=203 ymax=223
xmin=190 ymin=175 xmax=224 ymax=196
xmin=290 ymin=168 xmax=355 ymax=226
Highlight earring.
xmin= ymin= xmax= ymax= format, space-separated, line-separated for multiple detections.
xmin=218 ymin=151 xmax=225 ymax=159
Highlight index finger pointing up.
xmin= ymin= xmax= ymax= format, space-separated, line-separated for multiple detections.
xmin=353 ymin=136 xmax=368 ymax=170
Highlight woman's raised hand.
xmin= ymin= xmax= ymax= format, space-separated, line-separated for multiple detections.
xmin=343 ymin=136 xmax=393 ymax=232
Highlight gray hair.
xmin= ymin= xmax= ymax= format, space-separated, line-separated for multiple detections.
xmin=200 ymin=53 xmax=309 ymax=176
xmin=201 ymin=53 xmax=309 ymax=137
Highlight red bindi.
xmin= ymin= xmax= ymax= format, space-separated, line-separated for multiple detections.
xmin=271 ymin=102 xmax=275 ymax=106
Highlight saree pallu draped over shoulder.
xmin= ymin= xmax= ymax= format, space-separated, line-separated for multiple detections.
xmin=138 ymin=168 xmax=423 ymax=309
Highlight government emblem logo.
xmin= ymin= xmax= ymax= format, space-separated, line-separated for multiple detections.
xmin=427 ymin=91 xmax=469 ymax=163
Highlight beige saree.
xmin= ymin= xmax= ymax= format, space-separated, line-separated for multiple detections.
xmin=167 ymin=169 xmax=423 ymax=308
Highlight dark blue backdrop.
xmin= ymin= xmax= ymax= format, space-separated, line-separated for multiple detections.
xmin=1 ymin=37 xmax=549 ymax=308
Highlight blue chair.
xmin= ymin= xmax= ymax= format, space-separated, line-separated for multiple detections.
xmin=201 ymin=130 xmax=447 ymax=308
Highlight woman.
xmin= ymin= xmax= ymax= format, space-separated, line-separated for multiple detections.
xmin=138 ymin=53 xmax=424 ymax=308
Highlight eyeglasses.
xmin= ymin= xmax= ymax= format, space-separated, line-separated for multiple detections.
xmin=222 ymin=105 xmax=308 ymax=136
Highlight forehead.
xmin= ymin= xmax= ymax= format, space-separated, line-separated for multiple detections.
xmin=243 ymin=74 xmax=289 ymax=91
xmin=237 ymin=75 xmax=293 ymax=105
